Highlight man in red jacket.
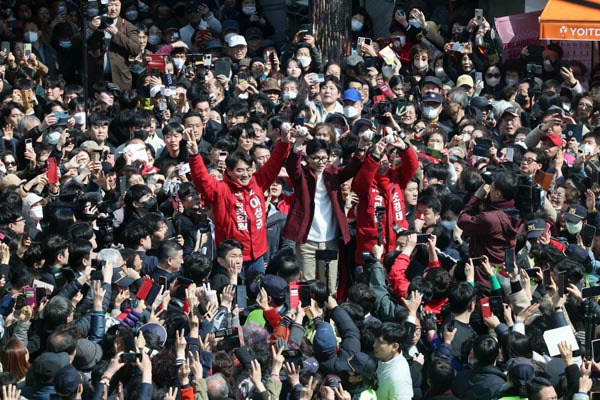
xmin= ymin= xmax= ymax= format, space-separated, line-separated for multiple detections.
xmin=457 ymin=171 xmax=524 ymax=286
xmin=187 ymin=130 xmax=291 ymax=277
xmin=352 ymin=136 xmax=418 ymax=264
xmin=282 ymin=135 xmax=374 ymax=293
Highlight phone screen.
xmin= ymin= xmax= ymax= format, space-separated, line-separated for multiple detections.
xmin=582 ymin=224 xmax=596 ymax=248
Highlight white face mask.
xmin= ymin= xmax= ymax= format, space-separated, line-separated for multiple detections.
xmin=30 ymin=206 xmax=43 ymax=220
xmin=242 ymin=6 xmax=256 ymax=15
xmin=343 ymin=105 xmax=359 ymax=119
xmin=486 ymin=77 xmax=500 ymax=87
xmin=397 ymin=36 xmax=407 ymax=46
xmin=74 ymin=112 xmax=86 ymax=125
xmin=209 ymin=92 xmax=217 ymax=101
xmin=409 ymin=18 xmax=421 ymax=29
xmin=434 ymin=66 xmax=445 ymax=77
xmin=505 ymin=79 xmax=518 ymax=87
xmin=24 ymin=31 xmax=38 ymax=43
xmin=173 ymin=58 xmax=185 ymax=69
xmin=297 ymin=56 xmax=311 ymax=68
xmin=422 ymin=105 xmax=439 ymax=120
xmin=333 ymin=127 xmax=342 ymax=138
xmin=543 ymin=59 xmax=554 ymax=72
xmin=125 ymin=10 xmax=138 ymax=21
xmin=46 ymin=131 xmax=61 ymax=145
xmin=429 ymin=142 xmax=444 ymax=151
xmin=282 ymin=91 xmax=297 ymax=101
xmin=562 ymin=102 xmax=572 ymax=112
xmin=351 ymin=19 xmax=363 ymax=32
xmin=148 ymin=34 xmax=161 ymax=45
xmin=582 ymin=143 xmax=595 ymax=154
xmin=414 ymin=59 xmax=428 ymax=71
xmin=566 ymin=221 xmax=582 ymax=235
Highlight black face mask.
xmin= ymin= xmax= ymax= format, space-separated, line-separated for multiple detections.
xmin=173 ymin=6 xmax=185 ymax=17
xmin=138 ymin=196 xmax=157 ymax=210
xmin=133 ymin=129 xmax=149 ymax=141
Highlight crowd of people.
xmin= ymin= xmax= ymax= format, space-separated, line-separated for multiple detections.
xmin=1 ymin=0 xmax=600 ymax=399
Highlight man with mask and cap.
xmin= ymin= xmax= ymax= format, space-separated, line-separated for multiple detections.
xmin=420 ymin=92 xmax=443 ymax=124
xmin=342 ymin=89 xmax=364 ymax=126
xmin=560 ymin=204 xmax=588 ymax=243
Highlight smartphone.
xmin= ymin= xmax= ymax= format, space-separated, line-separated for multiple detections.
xmin=204 ymin=54 xmax=212 ymax=67
xmin=120 ymin=352 xmax=141 ymax=363
xmin=25 ymin=138 xmax=33 ymax=149
xmin=474 ymin=9 xmax=483 ymax=23
xmin=426 ymin=148 xmax=443 ymax=160
xmin=543 ymin=268 xmax=552 ymax=288
xmin=416 ymin=234 xmax=432 ymax=244
xmin=446 ymin=314 xmax=455 ymax=330
xmin=119 ymin=176 xmax=127 ymax=194
xmin=159 ymin=99 xmax=167 ymax=111
xmin=505 ymin=147 xmax=514 ymax=161
xmin=489 ymin=296 xmax=504 ymax=320
xmin=1 ymin=41 xmax=9 ymax=54
xmin=299 ymin=24 xmax=313 ymax=36
xmin=480 ymin=297 xmax=492 ymax=319
xmin=24 ymin=43 xmax=32 ymax=58
xmin=582 ymin=286 xmax=600 ymax=299
xmin=451 ymin=42 xmax=465 ymax=52
xmin=35 ymin=287 xmax=45 ymax=308
xmin=24 ymin=288 xmax=36 ymax=307
xmin=473 ymin=138 xmax=493 ymax=157
xmin=315 ymin=249 xmax=338 ymax=261
xmin=218 ymin=151 xmax=227 ymax=161
xmin=236 ymin=285 xmax=247 ymax=311
xmin=238 ymin=71 xmax=247 ymax=82
xmin=593 ymin=339 xmax=600 ymax=363
xmin=525 ymin=267 xmax=541 ymax=278
xmin=0 ymin=296 xmax=15 ymax=317
xmin=581 ymin=224 xmax=596 ymax=248
xmin=504 ymin=248 xmax=516 ymax=274
xmin=299 ymin=283 xmax=311 ymax=307
xmin=294 ymin=117 xmax=305 ymax=127
xmin=214 ymin=327 xmax=238 ymax=338
xmin=158 ymin=276 xmax=167 ymax=290
xmin=592 ymin=393 xmax=600 ymax=400
xmin=92 ymin=150 xmax=101 ymax=162
xmin=214 ymin=60 xmax=231 ymax=77
xmin=557 ymin=271 xmax=566 ymax=297
xmin=47 ymin=157 xmax=58 ymax=185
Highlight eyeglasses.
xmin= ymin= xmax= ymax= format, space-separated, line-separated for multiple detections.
xmin=521 ymin=157 xmax=538 ymax=164
xmin=486 ymin=73 xmax=501 ymax=78
xmin=310 ymin=156 xmax=329 ymax=163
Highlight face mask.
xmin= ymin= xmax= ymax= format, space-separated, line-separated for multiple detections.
xmin=173 ymin=58 xmax=185 ymax=69
xmin=297 ymin=56 xmax=311 ymax=68
xmin=87 ymin=8 xmax=99 ymax=17
xmin=209 ymin=92 xmax=217 ymax=101
xmin=238 ymin=93 xmax=249 ymax=100
xmin=562 ymin=102 xmax=572 ymax=112
xmin=242 ymin=6 xmax=256 ymax=15
xmin=382 ymin=65 xmax=395 ymax=78
xmin=0 ymin=166 xmax=6 ymax=174
xmin=74 ymin=112 xmax=86 ymax=125
xmin=440 ymin=220 xmax=457 ymax=231
xmin=486 ymin=77 xmax=500 ymax=87
xmin=543 ymin=59 xmax=554 ymax=72
xmin=148 ymin=34 xmax=161 ymax=45
xmin=414 ymin=59 xmax=428 ymax=71
xmin=224 ymin=33 xmax=236 ymax=43
xmin=422 ymin=105 xmax=439 ymax=120
xmin=409 ymin=18 xmax=421 ymax=29
xmin=463 ymin=133 xmax=471 ymax=143
xmin=429 ymin=142 xmax=443 ymax=151
xmin=360 ymin=129 xmax=373 ymax=140
xmin=566 ymin=221 xmax=582 ymax=235
xmin=138 ymin=196 xmax=157 ymax=210
xmin=343 ymin=105 xmax=359 ymax=119
xmin=351 ymin=19 xmax=363 ymax=31
xmin=46 ymin=131 xmax=61 ymax=144
xmin=125 ymin=10 xmax=138 ymax=21
xmin=59 ymin=40 xmax=72 ymax=48
xmin=282 ymin=91 xmax=297 ymax=101
xmin=397 ymin=36 xmax=406 ymax=46
xmin=24 ymin=31 xmax=38 ymax=43
xmin=333 ymin=127 xmax=342 ymax=138
xmin=434 ymin=66 xmax=445 ymax=77
xmin=505 ymin=79 xmax=518 ymax=87
xmin=30 ymin=206 xmax=43 ymax=220
xmin=582 ymin=143 xmax=595 ymax=154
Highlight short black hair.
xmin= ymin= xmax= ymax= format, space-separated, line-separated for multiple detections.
xmin=216 ymin=239 xmax=243 ymax=259
xmin=448 ymin=282 xmax=476 ymax=314
xmin=473 ymin=335 xmax=499 ymax=366
xmin=377 ymin=322 xmax=412 ymax=352
xmin=305 ymin=139 xmax=330 ymax=157
xmin=158 ymin=240 xmax=183 ymax=264
xmin=424 ymin=163 xmax=449 ymax=182
xmin=428 ymin=357 xmax=455 ymax=392
xmin=68 ymin=238 xmax=93 ymax=270
xmin=527 ymin=377 xmax=554 ymax=400
xmin=347 ymin=283 xmax=375 ymax=314
xmin=0 ymin=203 xmax=21 ymax=226
xmin=225 ymin=151 xmax=253 ymax=171
xmin=270 ymin=255 xmax=300 ymax=282
xmin=182 ymin=253 xmax=213 ymax=283
xmin=121 ymin=220 xmax=152 ymax=249
xmin=42 ymin=234 xmax=69 ymax=264
xmin=418 ymin=196 xmax=442 ymax=214
xmin=493 ymin=171 xmax=518 ymax=201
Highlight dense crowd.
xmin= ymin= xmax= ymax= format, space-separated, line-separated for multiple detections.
xmin=1 ymin=0 xmax=600 ymax=399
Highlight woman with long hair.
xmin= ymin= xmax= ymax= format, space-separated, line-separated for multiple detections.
xmin=0 ymin=339 xmax=31 ymax=385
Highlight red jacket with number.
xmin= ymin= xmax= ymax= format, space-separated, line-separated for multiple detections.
xmin=352 ymin=147 xmax=418 ymax=264
xmin=189 ymin=140 xmax=290 ymax=261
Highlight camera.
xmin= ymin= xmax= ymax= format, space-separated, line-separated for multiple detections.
xmin=372 ymin=100 xmax=393 ymax=124
xmin=195 ymin=209 xmax=211 ymax=234
xmin=91 ymin=259 xmax=106 ymax=269
xmin=98 ymin=15 xmax=114 ymax=30
xmin=361 ymin=251 xmax=375 ymax=264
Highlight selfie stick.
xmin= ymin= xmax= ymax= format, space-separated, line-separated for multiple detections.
xmin=585 ymin=298 xmax=595 ymax=360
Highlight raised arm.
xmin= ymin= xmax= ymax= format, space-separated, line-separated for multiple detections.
xmin=187 ymin=131 xmax=221 ymax=204
xmin=255 ymin=139 xmax=291 ymax=190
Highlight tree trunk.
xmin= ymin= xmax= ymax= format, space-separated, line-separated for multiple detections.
xmin=312 ymin=0 xmax=351 ymax=64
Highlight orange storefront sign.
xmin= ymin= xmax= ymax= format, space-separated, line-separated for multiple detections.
xmin=540 ymin=0 xmax=600 ymax=40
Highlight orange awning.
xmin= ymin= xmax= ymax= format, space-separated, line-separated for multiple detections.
xmin=540 ymin=0 xmax=600 ymax=40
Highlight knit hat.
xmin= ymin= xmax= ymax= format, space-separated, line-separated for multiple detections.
xmin=73 ymin=339 xmax=103 ymax=371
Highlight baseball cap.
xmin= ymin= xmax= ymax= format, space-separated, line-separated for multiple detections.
xmin=470 ymin=96 xmax=492 ymax=110
xmin=542 ymin=133 xmax=562 ymax=147
xmin=501 ymin=107 xmax=519 ymax=119
xmin=80 ymin=140 xmax=104 ymax=151
xmin=204 ymin=40 xmax=223 ymax=50
xmin=28 ymin=352 xmax=70 ymax=385
xmin=54 ymin=365 xmax=82 ymax=395
xmin=420 ymin=76 xmax=443 ymax=89
xmin=222 ymin=20 xmax=240 ymax=33
xmin=564 ymin=204 xmax=588 ymax=223
xmin=526 ymin=219 xmax=546 ymax=239
xmin=227 ymin=35 xmax=247 ymax=47
xmin=456 ymin=74 xmax=474 ymax=88
xmin=313 ymin=322 xmax=337 ymax=358
xmin=245 ymin=27 xmax=263 ymax=41
xmin=262 ymin=274 xmax=288 ymax=299
xmin=342 ymin=88 xmax=362 ymax=102
xmin=347 ymin=352 xmax=377 ymax=380
xmin=1 ymin=174 xmax=26 ymax=190
xmin=140 ymin=322 xmax=168 ymax=347
xmin=112 ymin=267 xmax=135 ymax=288
xmin=346 ymin=54 xmax=364 ymax=67
xmin=422 ymin=92 xmax=443 ymax=104
xmin=507 ymin=357 xmax=535 ymax=385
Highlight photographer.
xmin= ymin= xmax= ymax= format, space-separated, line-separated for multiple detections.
xmin=457 ymin=171 xmax=524 ymax=286
xmin=173 ymin=182 xmax=215 ymax=257
xmin=87 ymin=0 xmax=141 ymax=90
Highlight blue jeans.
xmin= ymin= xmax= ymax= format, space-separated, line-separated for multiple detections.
xmin=242 ymin=256 xmax=265 ymax=279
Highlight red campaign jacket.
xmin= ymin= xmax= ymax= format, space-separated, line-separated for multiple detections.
xmin=352 ymin=148 xmax=418 ymax=263
xmin=189 ymin=140 xmax=290 ymax=261
xmin=282 ymin=148 xmax=362 ymax=244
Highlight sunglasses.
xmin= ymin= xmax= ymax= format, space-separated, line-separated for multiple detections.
xmin=486 ymin=73 xmax=501 ymax=78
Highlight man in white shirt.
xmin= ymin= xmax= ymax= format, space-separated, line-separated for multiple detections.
xmin=373 ymin=322 xmax=414 ymax=400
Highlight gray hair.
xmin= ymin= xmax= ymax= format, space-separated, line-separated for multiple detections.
xmin=448 ymin=87 xmax=469 ymax=107
xmin=206 ymin=373 xmax=229 ymax=400
xmin=18 ymin=115 xmax=41 ymax=133
xmin=98 ymin=248 xmax=121 ymax=266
